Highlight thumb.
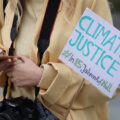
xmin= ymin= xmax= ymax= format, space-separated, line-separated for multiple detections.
xmin=17 ymin=53 xmax=28 ymax=62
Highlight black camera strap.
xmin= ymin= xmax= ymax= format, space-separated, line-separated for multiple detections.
xmin=35 ymin=0 xmax=61 ymax=98
xmin=3 ymin=0 xmax=8 ymax=15
xmin=37 ymin=0 xmax=61 ymax=64
xmin=3 ymin=0 xmax=24 ymax=99
xmin=3 ymin=0 xmax=61 ymax=101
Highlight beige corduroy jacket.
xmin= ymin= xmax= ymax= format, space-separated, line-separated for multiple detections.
xmin=0 ymin=0 xmax=120 ymax=120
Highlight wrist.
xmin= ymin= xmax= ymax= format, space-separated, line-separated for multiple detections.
xmin=36 ymin=67 xmax=44 ymax=85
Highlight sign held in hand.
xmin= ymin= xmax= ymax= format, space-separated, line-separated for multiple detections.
xmin=59 ymin=8 xmax=120 ymax=98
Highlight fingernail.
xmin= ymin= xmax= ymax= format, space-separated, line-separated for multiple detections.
xmin=0 ymin=49 xmax=3 ymax=53
xmin=8 ymin=59 xmax=12 ymax=62
xmin=15 ymin=58 xmax=17 ymax=60
xmin=13 ymin=58 xmax=17 ymax=61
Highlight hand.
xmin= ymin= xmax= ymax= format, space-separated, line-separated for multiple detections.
xmin=0 ymin=49 xmax=17 ymax=71
xmin=5 ymin=53 xmax=43 ymax=87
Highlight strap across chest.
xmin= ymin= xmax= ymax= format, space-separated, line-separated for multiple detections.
xmin=3 ymin=0 xmax=61 ymax=99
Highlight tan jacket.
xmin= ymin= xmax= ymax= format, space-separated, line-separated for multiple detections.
xmin=0 ymin=0 xmax=120 ymax=120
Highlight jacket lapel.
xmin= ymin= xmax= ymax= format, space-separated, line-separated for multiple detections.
xmin=0 ymin=0 xmax=4 ymax=28
xmin=1 ymin=0 xmax=23 ymax=52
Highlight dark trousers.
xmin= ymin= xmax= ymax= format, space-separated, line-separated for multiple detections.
xmin=37 ymin=101 xmax=59 ymax=120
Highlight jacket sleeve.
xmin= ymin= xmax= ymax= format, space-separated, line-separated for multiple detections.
xmin=37 ymin=0 xmax=120 ymax=118
xmin=0 ymin=0 xmax=7 ymax=87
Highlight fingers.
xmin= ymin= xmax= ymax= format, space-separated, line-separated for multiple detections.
xmin=5 ymin=65 xmax=14 ymax=73
xmin=6 ymin=66 xmax=22 ymax=87
xmin=2 ymin=59 xmax=13 ymax=65
xmin=11 ymin=57 xmax=18 ymax=62
xmin=0 ymin=49 xmax=3 ymax=54
xmin=0 ymin=55 xmax=18 ymax=70
xmin=0 ymin=59 xmax=13 ymax=70
xmin=16 ymin=53 xmax=27 ymax=62
xmin=6 ymin=65 xmax=16 ymax=80
xmin=0 ymin=49 xmax=4 ymax=56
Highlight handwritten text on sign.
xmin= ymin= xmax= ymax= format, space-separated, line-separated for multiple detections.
xmin=59 ymin=8 xmax=120 ymax=98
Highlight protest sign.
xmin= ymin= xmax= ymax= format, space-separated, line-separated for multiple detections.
xmin=59 ymin=8 xmax=120 ymax=98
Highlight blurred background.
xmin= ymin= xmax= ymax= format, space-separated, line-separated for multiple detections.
xmin=108 ymin=0 xmax=120 ymax=120
xmin=109 ymin=0 xmax=120 ymax=29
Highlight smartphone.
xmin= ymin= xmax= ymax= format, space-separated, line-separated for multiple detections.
xmin=0 ymin=56 xmax=20 ymax=61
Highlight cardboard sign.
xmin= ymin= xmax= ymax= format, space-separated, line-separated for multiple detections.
xmin=59 ymin=8 xmax=120 ymax=98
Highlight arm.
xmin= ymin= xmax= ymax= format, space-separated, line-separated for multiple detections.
xmin=37 ymin=0 xmax=119 ymax=118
